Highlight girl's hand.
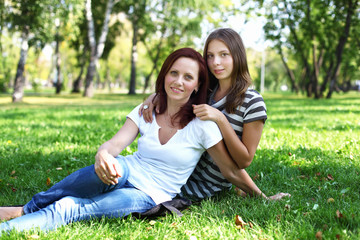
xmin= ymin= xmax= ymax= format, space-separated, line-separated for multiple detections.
xmin=192 ymin=104 xmax=223 ymax=123
xmin=268 ymin=192 xmax=291 ymax=201
xmin=95 ymin=150 xmax=122 ymax=185
xmin=235 ymin=187 xmax=291 ymax=200
xmin=139 ymin=93 xmax=158 ymax=123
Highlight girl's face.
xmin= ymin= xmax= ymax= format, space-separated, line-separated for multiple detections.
xmin=206 ymin=39 xmax=234 ymax=83
xmin=165 ymin=57 xmax=199 ymax=105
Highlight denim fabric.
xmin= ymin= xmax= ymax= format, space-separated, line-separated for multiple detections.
xmin=0 ymin=157 xmax=156 ymax=234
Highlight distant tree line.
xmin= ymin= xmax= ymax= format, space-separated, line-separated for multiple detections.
xmin=0 ymin=0 xmax=359 ymax=102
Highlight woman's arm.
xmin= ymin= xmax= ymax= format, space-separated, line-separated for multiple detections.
xmin=193 ymin=104 xmax=263 ymax=169
xmin=207 ymin=140 xmax=290 ymax=199
xmin=95 ymin=118 xmax=139 ymax=185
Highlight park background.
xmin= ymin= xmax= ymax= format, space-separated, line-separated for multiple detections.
xmin=1 ymin=0 xmax=360 ymax=239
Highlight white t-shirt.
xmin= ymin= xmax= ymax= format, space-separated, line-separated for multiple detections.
xmin=121 ymin=104 xmax=222 ymax=204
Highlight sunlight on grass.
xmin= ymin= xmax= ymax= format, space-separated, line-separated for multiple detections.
xmin=1 ymin=92 xmax=359 ymax=239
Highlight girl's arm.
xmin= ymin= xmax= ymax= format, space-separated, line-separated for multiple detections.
xmin=207 ymin=140 xmax=290 ymax=199
xmin=95 ymin=118 xmax=139 ymax=185
xmin=193 ymin=104 xmax=263 ymax=169
xmin=138 ymin=93 xmax=159 ymax=123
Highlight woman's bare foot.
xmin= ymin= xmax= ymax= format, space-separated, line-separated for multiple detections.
xmin=0 ymin=206 xmax=24 ymax=221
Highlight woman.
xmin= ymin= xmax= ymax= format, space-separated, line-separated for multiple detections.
xmin=0 ymin=48 xmax=263 ymax=234
xmin=140 ymin=28 xmax=290 ymax=200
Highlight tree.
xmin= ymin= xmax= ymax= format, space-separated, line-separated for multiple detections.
xmin=132 ymin=0 xmax=235 ymax=94
xmin=260 ymin=0 xmax=359 ymax=98
xmin=83 ymin=0 xmax=117 ymax=97
xmin=5 ymin=0 xmax=83 ymax=101
xmin=7 ymin=0 xmax=54 ymax=102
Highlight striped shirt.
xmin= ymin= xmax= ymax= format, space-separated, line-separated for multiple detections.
xmin=180 ymin=88 xmax=267 ymax=200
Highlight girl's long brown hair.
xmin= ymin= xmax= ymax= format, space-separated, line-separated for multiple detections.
xmin=203 ymin=28 xmax=252 ymax=113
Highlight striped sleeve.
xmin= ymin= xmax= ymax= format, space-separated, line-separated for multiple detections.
xmin=242 ymin=89 xmax=267 ymax=123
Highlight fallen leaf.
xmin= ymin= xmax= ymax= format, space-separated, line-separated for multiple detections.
xmin=316 ymin=172 xmax=321 ymax=176
xmin=56 ymin=167 xmax=63 ymax=171
xmin=315 ymin=231 xmax=323 ymax=240
xmin=149 ymin=220 xmax=157 ymax=226
xmin=10 ymin=170 xmax=16 ymax=175
xmin=288 ymin=152 xmax=292 ymax=156
xmin=276 ymin=214 xmax=282 ymax=221
xmin=235 ymin=215 xmax=247 ymax=228
xmin=336 ymin=210 xmax=344 ymax=219
xmin=327 ymin=198 xmax=335 ymax=203
xmin=336 ymin=234 xmax=341 ymax=240
xmin=46 ymin=177 xmax=51 ymax=186
xmin=169 ymin=222 xmax=177 ymax=228
xmin=327 ymin=174 xmax=334 ymax=181
xmin=252 ymin=173 xmax=259 ymax=180
xmin=12 ymin=187 xmax=17 ymax=192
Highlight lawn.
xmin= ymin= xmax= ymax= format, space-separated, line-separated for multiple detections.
xmin=0 ymin=91 xmax=359 ymax=239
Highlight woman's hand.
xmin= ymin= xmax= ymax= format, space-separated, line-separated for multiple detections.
xmin=192 ymin=104 xmax=224 ymax=123
xmin=139 ymin=93 xmax=158 ymax=123
xmin=95 ymin=150 xmax=122 ymax=185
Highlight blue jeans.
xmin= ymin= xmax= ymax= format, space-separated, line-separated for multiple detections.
xmin=0 ymin=156 xmax=156 ymax=234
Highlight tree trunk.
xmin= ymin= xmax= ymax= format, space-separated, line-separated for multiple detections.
xmin=128 ymin=19 xmax=138 ymax=95
xmin=84 ymin=0 xmax=114 ymax=97
xmin=12 ymin=26 xmax=29 ymax=102
xmin=55 ymin=25 xmax=62 ymax=94
xmin=326 ymin=0 xmax=356 ymax=98
xmin=285 ymin=1 xmax=312 ymax=97
xmin=142 ymin=27 xmax=165 ymax=93
xmin=72 ymin=63 xmax=85 ymax=93
xmin=72 ymin=45 xmax=88 ymax=93
xmin=311 ymin=38 xmax=319 ymax=99
xmin=278 ymin=46 xmax=299 ymax=93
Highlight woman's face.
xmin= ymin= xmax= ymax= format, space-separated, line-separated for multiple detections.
xmin=206 ymin=39 xmax=234 ymax=83
xmin=164 ymin=57 xmax=199 ymax=105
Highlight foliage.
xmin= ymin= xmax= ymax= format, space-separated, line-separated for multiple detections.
xmin=0 ymin=92 xmax=359 ymax=239
xmin=258 ymin=0 xmax=360 ymax=98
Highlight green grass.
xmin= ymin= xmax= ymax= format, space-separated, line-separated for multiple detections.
xmin=0 ymin=91 xmax=359 ymax=239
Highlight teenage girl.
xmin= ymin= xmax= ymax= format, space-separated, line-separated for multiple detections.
xmin=140 ymin=28 xmax=290 ymax=201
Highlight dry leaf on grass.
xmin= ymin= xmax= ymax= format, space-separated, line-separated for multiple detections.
xmin=46 ymin=177 xmax=51 ymax=186
xmin=327 ymin=174 xmax=334 ymax=181
xmin=315 ymin=231 xmax=322 ymax=240
xmin=336 ymin=210 xmax=344 ymax=219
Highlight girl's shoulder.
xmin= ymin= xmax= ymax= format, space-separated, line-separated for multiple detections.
xmin=244 ymin=88 xmax=264 ymax=100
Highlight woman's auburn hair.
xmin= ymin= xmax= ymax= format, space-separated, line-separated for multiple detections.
xmin=203 ymin=28 xmax=252 ymax=114
xmin=155 ymin=47 xmax=209 ymax=128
